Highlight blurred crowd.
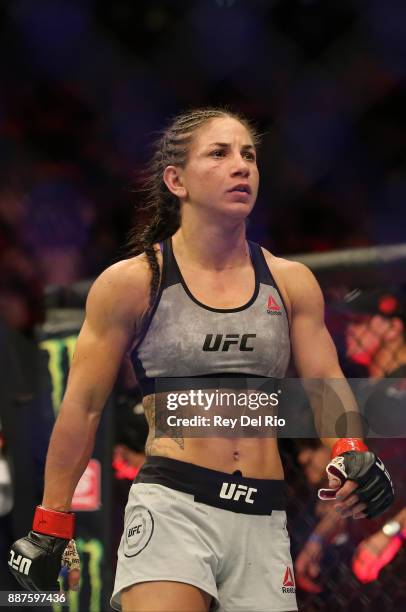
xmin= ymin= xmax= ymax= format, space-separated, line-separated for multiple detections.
xmin=1 ymin=0 xmax=406 ymax=335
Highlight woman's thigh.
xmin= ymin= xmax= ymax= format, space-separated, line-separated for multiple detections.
xmin=121 ymin=580 xmax=212 ymax=612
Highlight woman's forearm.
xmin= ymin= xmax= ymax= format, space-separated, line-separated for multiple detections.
xmin=42 ymin=402 xmax=102 ymax=511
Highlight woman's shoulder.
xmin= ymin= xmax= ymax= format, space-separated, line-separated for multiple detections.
xmin=259 ymin=246 xmax=317 ymax=286
xmin=258 ymin=246 xmax=322 ymax=318
xmin=87 ymin=248 xmax=161 ymax=318
xmin=97 ymin=252 xmax=154 ymax=288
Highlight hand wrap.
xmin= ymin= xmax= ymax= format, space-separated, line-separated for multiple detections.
xmin=318 ymin=439 xmax=394 ymax=519
xmin=8 ymin=506 xmax=76 ymax=591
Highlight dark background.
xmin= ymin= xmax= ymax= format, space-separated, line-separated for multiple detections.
xmin=1 ymin=0 xmax=406 ymax=333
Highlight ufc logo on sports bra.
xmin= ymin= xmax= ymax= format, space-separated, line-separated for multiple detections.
xmin=203 ymin=334 xmax=256 ymax=352
xmin=219 ymin=482 xmax=257 ymax=504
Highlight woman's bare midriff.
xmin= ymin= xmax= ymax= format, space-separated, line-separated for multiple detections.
xmin=143 ymin=394 xmax=285 ymax=480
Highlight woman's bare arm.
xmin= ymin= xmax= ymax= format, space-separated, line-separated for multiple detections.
xmin=42 ymin=258 xmax=150 ymax=510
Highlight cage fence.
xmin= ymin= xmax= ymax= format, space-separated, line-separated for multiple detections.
xmin=281 ymin=242 xmax=406 ymax=611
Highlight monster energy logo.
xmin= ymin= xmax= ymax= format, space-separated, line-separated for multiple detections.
xmin=42 ymin=330 xmax=108 ymax=611
xmin=40 ymin=335 xmax=77 ymax=415
xmin=41 ymin=336 xmax=104 ymax=611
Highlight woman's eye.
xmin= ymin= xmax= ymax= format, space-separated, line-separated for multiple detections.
xmin=210 ymin=149 xmax=255 ymax=160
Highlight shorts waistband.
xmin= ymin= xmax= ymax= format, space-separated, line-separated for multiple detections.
xmin=134 ymin=456 xmax=286 ymax=515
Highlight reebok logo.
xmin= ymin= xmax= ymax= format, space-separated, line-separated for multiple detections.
xmin=282 ymin=566 xmax=295 ymax=594
xmin=219 ymin=482 xmax=257 ymax=504
xmin=267 ymin=295 xmax=282 ymax=315
xmin=8 ymin=550 xmax=32 ymax=576
xmin=203 ymin=333 xmax=256 ymax=352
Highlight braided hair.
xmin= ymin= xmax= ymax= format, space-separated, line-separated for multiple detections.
xmin=129 ymin=107 xmax=260 ymax=309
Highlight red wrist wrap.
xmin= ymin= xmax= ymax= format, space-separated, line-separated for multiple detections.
xmin=332 ymin=438 xmax=368 ymax=458
xmin=33 ymin=505 xmax=75 ymax=539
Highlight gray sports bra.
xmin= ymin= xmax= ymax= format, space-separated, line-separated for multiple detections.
xmin=131 ymin=237 xmax=290 ymax=396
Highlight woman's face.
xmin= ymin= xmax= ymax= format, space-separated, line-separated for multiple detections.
xmin=178 ymin=116 xmax=259 ymax=219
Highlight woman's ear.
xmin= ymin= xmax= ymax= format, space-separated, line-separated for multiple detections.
xmin=163 ymin=166 xmax=187 ymax=199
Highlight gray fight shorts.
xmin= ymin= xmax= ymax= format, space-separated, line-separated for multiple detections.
xmin=111 ymin=457 xmax=298 ymax=612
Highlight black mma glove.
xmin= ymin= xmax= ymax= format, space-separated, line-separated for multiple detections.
xmin=8 ymin=506 xmax=78 ymax=591
xmin=318 ymin=438 xmax=394 ymax=519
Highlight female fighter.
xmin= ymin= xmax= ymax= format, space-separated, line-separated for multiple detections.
xmin=10 ymin=108 xmax=394 ymax=612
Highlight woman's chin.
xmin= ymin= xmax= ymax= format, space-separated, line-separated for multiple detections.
xmin=216 ymin=200 xmax=254 ymax=219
